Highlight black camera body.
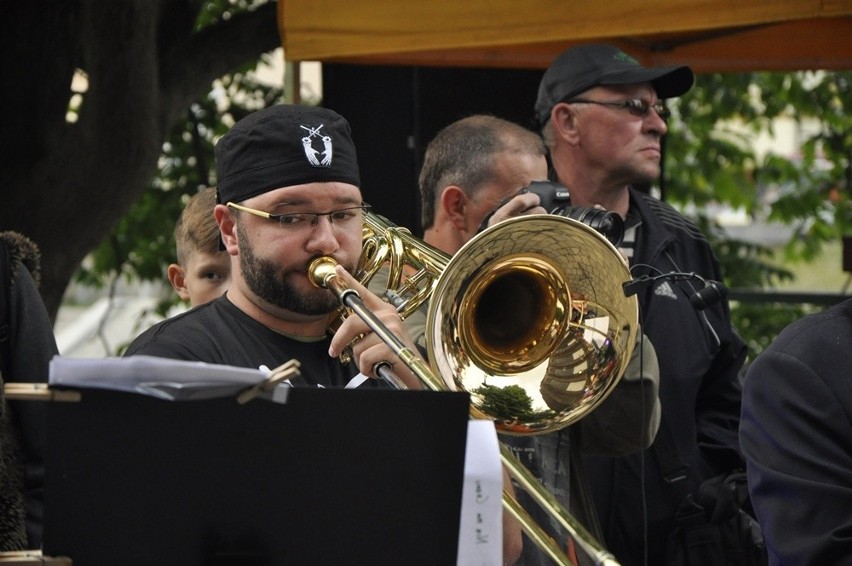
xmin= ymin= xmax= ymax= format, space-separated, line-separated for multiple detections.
xmin=519 ymin=180 xmax=625 ymax=246
xmin=520 ymin=180 xmax=572 ymax=212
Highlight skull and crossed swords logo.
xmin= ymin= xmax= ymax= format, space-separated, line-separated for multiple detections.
xmin=300 ymin=124 xmax=333 ymax=168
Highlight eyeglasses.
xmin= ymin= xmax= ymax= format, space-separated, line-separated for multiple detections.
xmin=226 ymin=202 xmax=370 ymax=230
xmin=567 ymin=98 xmax=671 ymax=120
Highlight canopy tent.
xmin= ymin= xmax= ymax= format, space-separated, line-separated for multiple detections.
xmin=278 ymin=0 xmax=852 ymax=72
xmin=276 ymin=1 xmax=852 ymax=233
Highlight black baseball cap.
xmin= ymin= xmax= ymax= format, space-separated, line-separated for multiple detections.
xmin=534 ymin=44 xmax=695 ymax=126
xmin=215 ymin=104 xmax=361 ymax=204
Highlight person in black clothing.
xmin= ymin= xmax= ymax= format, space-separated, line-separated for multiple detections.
xmin=740 ymin=298 xmax=852 ymax=564
xmin=126 ymin=104 xmax=527 ymax=564
xmin=535 ymin=44 xmax=747 ymax=565
xmin=0 ymin=231 xmax=58 ymax=550
xmin=125 ymin=104 xmax=423 ymax=390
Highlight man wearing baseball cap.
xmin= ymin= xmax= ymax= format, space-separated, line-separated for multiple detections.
xmin=535 ymin=44 xmax=747 ymax=565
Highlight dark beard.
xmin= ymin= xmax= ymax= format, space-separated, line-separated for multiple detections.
xmin=237 ymin=226 xmax=340 ymax=315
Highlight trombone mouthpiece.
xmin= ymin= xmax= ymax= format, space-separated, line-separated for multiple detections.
xmin=308 ymin=256 xmax=339 ymax=289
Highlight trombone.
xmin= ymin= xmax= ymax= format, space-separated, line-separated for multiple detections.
xmin=310 ymin=212 xmax=638 ymax=566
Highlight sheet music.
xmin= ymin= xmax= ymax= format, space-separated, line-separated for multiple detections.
xmin=457 ymin=420 xmax=503 ymax=566
xmin=48 ymin=355 xmax=268 ymax=401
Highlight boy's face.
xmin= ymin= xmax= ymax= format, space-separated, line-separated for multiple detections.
xmin=168 ymin=249 xmax=231 ymax=307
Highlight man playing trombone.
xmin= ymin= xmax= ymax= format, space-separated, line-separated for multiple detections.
xmin=125 ymin=104 xmax=424 ymax=389
xmin=124 ymin=103 xmax=528 ymax=564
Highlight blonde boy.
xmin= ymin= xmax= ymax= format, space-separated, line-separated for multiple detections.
xmin=167 ymin=187 xmax=230 ymax=306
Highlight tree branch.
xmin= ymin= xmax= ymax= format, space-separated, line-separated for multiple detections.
xmin=159 ymin=1 xmax=281 ymax=124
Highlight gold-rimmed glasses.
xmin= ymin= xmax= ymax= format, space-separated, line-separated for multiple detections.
xmin=226 ymin=202 xmax=371 ymax=230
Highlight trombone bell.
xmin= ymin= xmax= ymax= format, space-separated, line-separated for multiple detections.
xmin=461 ymin=253 xmax=570 ymax=374
xmin=427 ymin=215 xmax=637 ymax=436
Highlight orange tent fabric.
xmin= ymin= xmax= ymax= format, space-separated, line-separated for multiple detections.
xmin=278 ymin=0 xmax=852 ymax=72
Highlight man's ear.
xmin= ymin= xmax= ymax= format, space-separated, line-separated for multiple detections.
xmin=167 ymin=263 xmax=191 ymax=301
xmin=439 ymin=186 xmax=469 ymax=230
xmin=214 ymin=204 xmax=238 ymax=254
xmin=550 ymin=103 xmax=581 ymax=145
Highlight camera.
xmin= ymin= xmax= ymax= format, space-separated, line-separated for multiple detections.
xmin=519 ymin=180 xmax=625 ymax=246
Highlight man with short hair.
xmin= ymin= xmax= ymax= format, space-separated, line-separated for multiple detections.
xmin=536 ymin=44 xmax=747 ymax=565
xmin=419 ymin=114 xmax=549 ymax=256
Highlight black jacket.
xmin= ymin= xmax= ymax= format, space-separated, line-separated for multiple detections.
xmin=0 ymin=232 xmax=57 ymax=550
xmin=741 ymin=298 xmax=852 ymax=564
xmin=583 ymin=189 xmax=747 ymax=566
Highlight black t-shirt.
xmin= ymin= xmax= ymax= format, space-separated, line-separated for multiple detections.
xmin=124 ymin=296 xmax=377 ymax=389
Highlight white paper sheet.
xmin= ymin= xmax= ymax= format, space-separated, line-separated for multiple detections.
xmin=48 ymin=355 xmax=269 ymax=400
xmin=457 ymin=420 xmax=503 ymax=566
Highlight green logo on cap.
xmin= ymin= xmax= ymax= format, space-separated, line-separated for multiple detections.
xmin=614 ymin=52 xmax=639 ymax=65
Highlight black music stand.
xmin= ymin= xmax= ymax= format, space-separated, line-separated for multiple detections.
xmin=43 ymin=387 xmax=470 ymax=566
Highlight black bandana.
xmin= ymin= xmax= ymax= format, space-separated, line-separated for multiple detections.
xmin=215 ymin=104 xmax=361 ymax=203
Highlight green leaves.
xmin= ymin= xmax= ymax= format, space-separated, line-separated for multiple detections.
xmin=661 ymin=70 xmax=851 ymax=356
xmin=75 ymin=58 xmax=283 ymax=316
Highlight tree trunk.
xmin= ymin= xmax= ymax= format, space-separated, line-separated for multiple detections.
xmin=0 ymin=0 xmax=280 ymax=322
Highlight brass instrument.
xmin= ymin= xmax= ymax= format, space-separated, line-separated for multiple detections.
xmin=310 ymin=211 xmax=638 ymax=566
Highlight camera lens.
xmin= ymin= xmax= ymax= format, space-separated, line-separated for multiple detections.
xmin=562 ymin=207 xmax=625 ymax=246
